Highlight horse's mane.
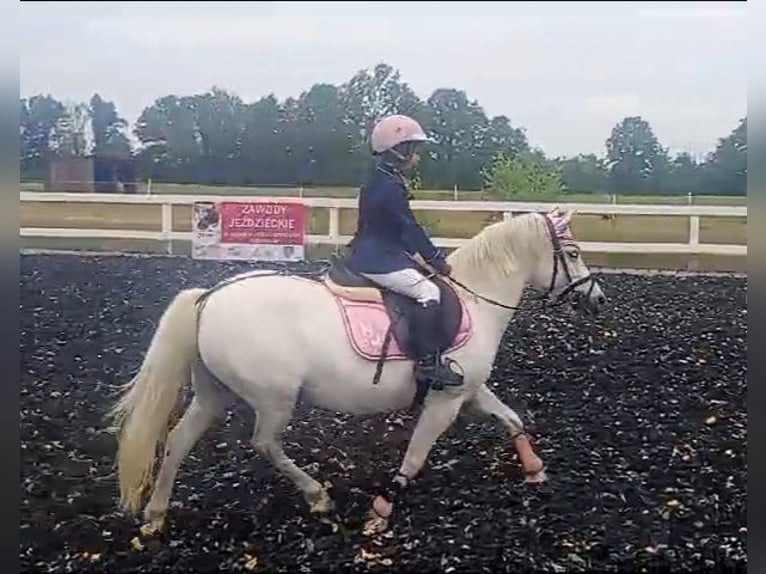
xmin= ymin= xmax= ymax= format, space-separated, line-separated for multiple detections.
xmin=448 ymin=212 xmax=547 ymax=280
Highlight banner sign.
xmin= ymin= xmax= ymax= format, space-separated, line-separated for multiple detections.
xmin=191 ymin=200 xmax=307 ymax=261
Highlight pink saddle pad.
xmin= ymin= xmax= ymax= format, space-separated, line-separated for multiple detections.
xmin=331 ymin=295 xmax=473 ymax=361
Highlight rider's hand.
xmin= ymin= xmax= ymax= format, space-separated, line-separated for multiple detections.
xmin=434 ymin=260 xmax=452 ymax=276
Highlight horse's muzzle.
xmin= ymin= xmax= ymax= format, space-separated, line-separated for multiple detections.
xmin=581 ymin=284 xmax=606 ymax=315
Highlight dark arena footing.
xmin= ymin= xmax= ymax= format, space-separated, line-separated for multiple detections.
xmin=20 ymin=254 xmax=747 ymax=573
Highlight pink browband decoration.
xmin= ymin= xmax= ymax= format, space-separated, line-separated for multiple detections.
xmin=545 ymin=208 xmax=574 ymax=239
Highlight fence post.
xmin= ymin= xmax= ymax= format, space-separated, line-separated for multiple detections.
xmin=689 ymin=215 xmax=700 ymax=253
xmin=161 ymin=202 xmax=173 ymax=255
xmin=328 ymin=206 xmax=340 ymax=245
xmin=688 ymin=213 xmax=701 ymax=271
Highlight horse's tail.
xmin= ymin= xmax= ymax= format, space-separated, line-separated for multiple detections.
xmin=109 ymin=287 xmax=207 ymax=515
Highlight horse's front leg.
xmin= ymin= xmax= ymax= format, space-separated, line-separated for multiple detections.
xmin=466 ymin=383 xmax=546 ymax=482
xmin=363 ymin=392 xmax=464 ymax=536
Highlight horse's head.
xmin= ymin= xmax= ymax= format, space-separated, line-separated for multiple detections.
xmin=528 ymin=207 xmax=607 ymax=315
xmin=448 ymin=209 xmax=607 ymax=316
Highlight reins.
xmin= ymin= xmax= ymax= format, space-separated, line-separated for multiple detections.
xmin=438 ymin=273 xmax=524 ymax=311
xmin=414 ymin=212 xmax=593 ymax=314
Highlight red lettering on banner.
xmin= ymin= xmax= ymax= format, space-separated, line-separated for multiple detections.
xmin=220 ymin=202 xmax=306 ymax=245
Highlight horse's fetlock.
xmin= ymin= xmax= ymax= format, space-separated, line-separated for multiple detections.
xmin=379 ymin=473 xmax=409 ymax=504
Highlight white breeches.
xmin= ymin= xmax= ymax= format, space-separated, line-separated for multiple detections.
xmin=361 ymin=268 xmax=440 ymax=305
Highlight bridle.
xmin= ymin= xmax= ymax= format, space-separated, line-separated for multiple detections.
xmin=539 ymin=213 xmax=597 ymax=308
xmin=438 ymin=212 xmax=596 ymax=312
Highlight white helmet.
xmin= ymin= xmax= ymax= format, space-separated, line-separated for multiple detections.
xmin=370 ymin=114 xmax=431 ymax=154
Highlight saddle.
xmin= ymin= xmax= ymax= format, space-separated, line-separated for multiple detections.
xmin=321 ymin=256 xmax=472 ymax=384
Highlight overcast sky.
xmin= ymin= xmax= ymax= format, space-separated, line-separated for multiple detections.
xmin=19 ymin=1 xmax=747 ymax=159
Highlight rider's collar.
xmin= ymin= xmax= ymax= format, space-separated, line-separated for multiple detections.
xmin=376 ymin=162 xmax=408 ymax=188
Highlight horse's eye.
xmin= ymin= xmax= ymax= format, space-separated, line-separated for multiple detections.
xmin=567 ymin=250 xmax=580 ymax=259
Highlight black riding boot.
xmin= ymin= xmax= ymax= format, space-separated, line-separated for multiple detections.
xmin=411 ymin=301 xmax=465 ymax=390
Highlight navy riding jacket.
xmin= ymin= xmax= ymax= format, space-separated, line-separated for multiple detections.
xmin=345 ymin=162 xmax=447 ymax=275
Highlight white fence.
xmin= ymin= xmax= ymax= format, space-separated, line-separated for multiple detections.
xmin=19 ymin=192 xmax=747 ymax=257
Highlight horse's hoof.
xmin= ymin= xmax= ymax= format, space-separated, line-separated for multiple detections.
xmin=139 ymin=517 xmax=165 ymax=537
xmin=140 ymin=506 xmax=167 ymax=536
xmin=308 ymin=490 xmax=335 ymax=516
xmin=523 ymin=468 xmax=548 ymax=484
xmin=362 ymin=511 xmax=389 ymax=537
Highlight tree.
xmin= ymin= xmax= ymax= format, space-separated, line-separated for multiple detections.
xmin=663 ymin=152 xmax=702 ymax=195
xmin=339 ymin=63 xmax=425 ymax=142
xmin=134 ymin=95 xmax=202 ymax=181
xmin=90 ymin=94 xmax=131 ymax=157
xmin=190 ymin=88 xmax=246 ymax=183
xmin=20 ymin=94 xmax=67 ymax=178
xmin=238 ymin=94 xmax=287 ymax=185
xmin=51 ymin=101 xmax=92 ymax=157
xmin=701 ymin=117 xmax=746 ymax=195
xmin=20 ymin=65 xmax=746 ymax=196
xmin=605 ymin=116 xmax=668 ymax=194
xmin=558 ymin=154 xmax=610 ymax=194
xmin=422 ymin=88 xmax=490 ymax=189
xmin=292 ymin=83 xmax=360 ymax=185
xmin=484 ymin=115 xmax=529 ymax=163
xmin=482 ymin=153 xmax=563 ymax=199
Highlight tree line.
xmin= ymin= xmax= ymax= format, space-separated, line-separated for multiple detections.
xmin=20 ymin=63 xmax=746 ymax=196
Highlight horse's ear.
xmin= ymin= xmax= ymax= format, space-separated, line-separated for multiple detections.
xmin=564 ymin=209 xmax=577 ymax=222
xmin=547 ymin=206 xmax=560 ymax=216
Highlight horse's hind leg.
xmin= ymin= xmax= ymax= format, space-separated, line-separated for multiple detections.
xmin=250 ymin=395 xmax=334 ymax=516
xmin=141 ymin=363 xmax=228 ymax=533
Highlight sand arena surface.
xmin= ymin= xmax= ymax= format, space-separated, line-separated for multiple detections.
xmin=20 ymin=255 xmax=746 ymax=573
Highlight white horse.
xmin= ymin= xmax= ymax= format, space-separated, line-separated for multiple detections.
xmin=110 ymin=208 xmax=606 ymax=537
